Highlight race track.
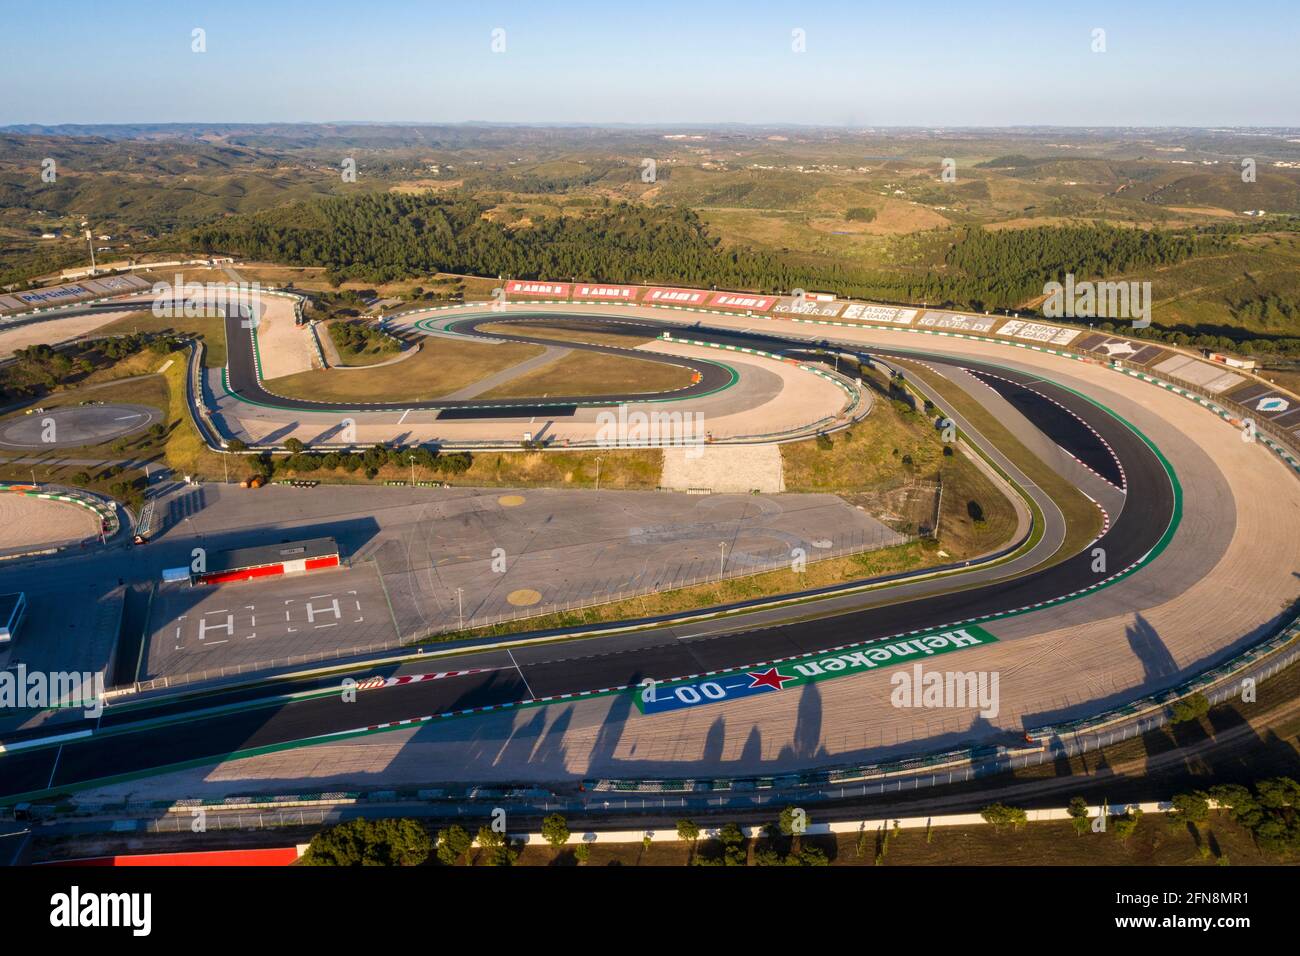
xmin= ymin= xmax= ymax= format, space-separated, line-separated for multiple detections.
xmin=2 ymin=293 xmax=1297 ymax=804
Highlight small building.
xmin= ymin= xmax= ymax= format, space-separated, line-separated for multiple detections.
xmin=191 ymin=537 xmax=341 ymax=586
xmin=0 ymin=593 xmax=27 ymax=643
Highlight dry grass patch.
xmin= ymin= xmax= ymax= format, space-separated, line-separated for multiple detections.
xmin=264 ymin=336 xmax=544 ymax=402
xmin=457 ymin=449 xmax=662 ymax=489
xmin=479 ymin=350 xmax=694 ymax=398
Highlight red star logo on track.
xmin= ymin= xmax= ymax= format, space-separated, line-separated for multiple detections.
xmin=747 ymin=667 xmax=796 ymax=691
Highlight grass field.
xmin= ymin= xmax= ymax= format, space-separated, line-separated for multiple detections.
xmin=157 ymin=350 xmax=231 ymax=480
xmin=453 ymin=448 xmax=662 ymax=489
xmin=781 ymin=375 xmax=1020 ymax=557
xmin=263 ymin=336 xmax=544 ymax=402
xmin=266 ymin=447 xmax=664 ymax=491
xmin=896 ymin=359 xmax=1103 ymax=562
xmin=478 ymin=349 xmax=695 ymax=398
xmin=477 ymin=320 xmax=658 ymax=348
xmin=92 ymin=311 xmax=229 ymax=368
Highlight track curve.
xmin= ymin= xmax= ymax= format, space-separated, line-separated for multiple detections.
xmin=0 ymin=324 xmax=1179 ymax=801
xmin=225 ymin=310 xmax=737 ymax=411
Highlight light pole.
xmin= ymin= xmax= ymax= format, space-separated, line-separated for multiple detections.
xmin=409 ymin=454 xmax=416 ymax=487
xmin=456 ymin=587 xmax=464 ymax=630
xmin=84 ymin=226 xmax=97 ymax=276
xmin=719 ymin=541 xmax=726 ymax=580
xmin=594 ymin=456 xmax=602 ymax=492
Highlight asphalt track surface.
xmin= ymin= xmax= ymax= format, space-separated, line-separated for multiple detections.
xmin=0 ymin=325 xmax=1174 ymax=801
xmin=225 ymin=311 xmax=734 ymax=412
xmin=963 ymin=368 xmax=1125 ymax=489
xmin=0 ymin=403 xmax=160 ymax=450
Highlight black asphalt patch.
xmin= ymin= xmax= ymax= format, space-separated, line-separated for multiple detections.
xmin=437 ymin=404 xmax=577 ymax=420
xmin=0 ymin=403 xmax=160 ymax=450
xmin=966 ymin=369 xmax=1125 ymax=489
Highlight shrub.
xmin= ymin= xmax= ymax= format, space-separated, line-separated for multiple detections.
xmin=300 ymin=818 xmax=431 ymax=866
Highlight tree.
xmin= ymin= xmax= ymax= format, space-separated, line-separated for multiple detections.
xmin=980 ymin=803 xmax=1028 ymax=831
xmin=435 ymin=824 xmax=472 ymax=866
xmin=300 ymin=818 xmax=431 ymax=866
xmin=541 ymin=813 xmax=570 ymax=857
xmin=484 ymin=840 xmax=519 ymax=867
xmin=790 ymin=844 xmax=829 ymax=866
xmin=676 ymin=819 xmax=700 ymax=861
xmin=1068 ymin=796 xmax=1091 ymax=836
xmin=1169 ymin=692 xmax=1211 ymax=725
xmin=1168 ymin=791 xmax=1211 ymax=827
xmin=717 ymin=823 xmax=747 ymax=866
xmin=573 ymin=843 xmax=591 ymax=865
xmin=778 ymin=806 xmax=807 ymax=838
xmin=284 ymin=437 xmax=305 ymax=454
xmin=1111 ymin=808 xmax=1142 ymax=842
xmin=476 ymin=824 xmax=504 ymax=851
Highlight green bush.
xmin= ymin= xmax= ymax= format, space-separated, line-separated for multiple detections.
xmin=300 ymin=818 xmax=432 ymax=866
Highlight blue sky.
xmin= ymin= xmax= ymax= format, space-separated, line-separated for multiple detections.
xmin=2 ymin=0 xmax=1297 ymax=126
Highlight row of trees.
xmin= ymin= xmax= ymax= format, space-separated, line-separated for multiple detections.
xmin=228 ymin=440 xmax=472 ymax=481
xmin=179 ymin=191 xmax=974 ymax=303
xmin=328 ymin=319 xmax=400 ymax=358
xmin=181 ymin=191 xmax=1300 ymax=354
xmin=2 ymin=332 xmax=181 ymax=399
xmin=184 ymin=191 xmax=1271 ymax=317
xmin=943 ymin=223 xmax=1225 ymax=308
xmin=296 ymin=777 xmax=1300 ymax=866
xmin=1090 ymin=320 xmax=1300 ymax=357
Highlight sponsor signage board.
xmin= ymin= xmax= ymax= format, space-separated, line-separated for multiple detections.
xmin=15 ymin=283 xmax=92 ymax=305
xmin=997 ymin=319 xmax=1080 ymax=346
xmin=773 ymin=296 xmax=844 ymax=317
xmin=572 ymin=283 xmax=641 ymax=301
xmin=504 ymin=280 xmax=570 ymax=298
xmin=918 ymin=312 xmax=997 ymax=333
xmin=635 ymin=624 xmax=998 ymax=714
xmin=841 ymin=304 xmax=918 ymax=324
xmin=708 ymin=292 xmax=776 ymax=312
xmin=644 ymin=286 xmax=709 ymax=306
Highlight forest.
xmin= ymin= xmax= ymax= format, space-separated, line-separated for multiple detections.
xmin=185 ymin=192 xmax=1235 ymax=318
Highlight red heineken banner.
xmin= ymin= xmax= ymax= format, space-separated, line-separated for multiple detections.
xmin=708 ymin=291 xmax=776 ymax=312
xmin=573 ymin=283 xmax=641 ymax=301
xmin=643 ymin=286 xmax=709 ymax=306
xmin=504 ymin=280 xmax=570 ymax=298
